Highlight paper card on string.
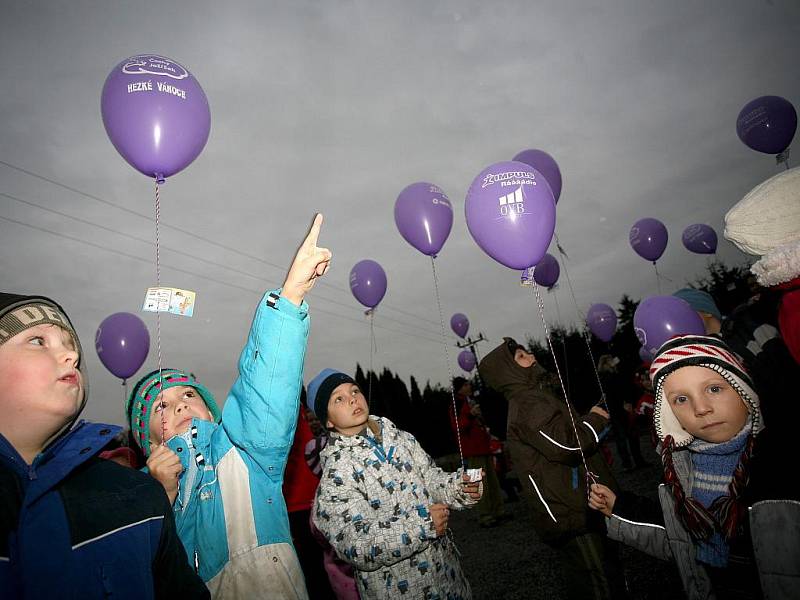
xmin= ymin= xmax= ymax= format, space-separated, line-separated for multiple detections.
xmin=143 ymin=287 xmax=196 ymax=317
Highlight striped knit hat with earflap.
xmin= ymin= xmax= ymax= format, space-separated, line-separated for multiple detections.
xmin=126 ymin=368 xmax=221 ymax=456
xmin=649 ymin=335 xmax=763 ymax=448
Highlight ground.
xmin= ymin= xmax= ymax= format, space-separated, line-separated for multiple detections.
xmin=446 ymin=436 xmax=686 ymax=599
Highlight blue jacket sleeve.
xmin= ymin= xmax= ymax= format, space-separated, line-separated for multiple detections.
xmin=221 ymin=289 xmax=310 ymax=475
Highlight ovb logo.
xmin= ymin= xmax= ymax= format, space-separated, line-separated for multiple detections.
xmin=499 ymin=186 xmax=525 ymax=216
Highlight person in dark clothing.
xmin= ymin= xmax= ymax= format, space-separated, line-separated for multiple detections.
xmin=0 ymin=292 xmax=208 ymax=599
xmin=597 ymin=354 xmax=648 ymax=470
xmin=479 ymin=337 xmax=627 ymax=600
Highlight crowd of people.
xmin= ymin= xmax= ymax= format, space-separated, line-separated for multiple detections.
xmin=2 ymin=199 xmax=800 ymax=599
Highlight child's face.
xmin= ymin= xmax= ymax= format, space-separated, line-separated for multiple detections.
xmin=0 ymin=323 xmax=84 ymax=426
xmin=326 ymin=382 xmax=369 ymax=434
xmin=148 ymin=385 xmax=212 ymax=449
xmin=514 ymin=348 xmax=536 ymax=368
xmin=663 ymin=366 xmax=748 ymax=443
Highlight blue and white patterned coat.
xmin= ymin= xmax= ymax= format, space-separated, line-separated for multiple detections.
xmin=312 ymin=416 xmax=477 ymax=600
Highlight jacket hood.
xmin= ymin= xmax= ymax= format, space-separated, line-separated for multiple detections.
xmin=478 ymin=337 xmax=550 ymax=395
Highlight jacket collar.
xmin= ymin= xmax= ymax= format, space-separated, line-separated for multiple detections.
xmin=165 ymin=417 xmax=217 ymax=470
xmin=0 ymin=421 xmax=121 ymax=505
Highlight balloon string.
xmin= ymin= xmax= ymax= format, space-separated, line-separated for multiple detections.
xmin=555 ymin=238 xmax=608 ymax=412
xmin=368 ymin=310 xmax=375 ymax=406
xmin=532 ymin=280 xmax=596 ymax=493
xmin=155 ymin=178 xmax=165 ymax=447
xmin=653 ymin=262 xmax=663 ymax=295
xmin=430 ymin=256 xmax=466 ymax=469
xmin=552 ymin=289 xmax=571 ymax=400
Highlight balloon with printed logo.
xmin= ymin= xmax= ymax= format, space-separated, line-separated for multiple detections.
xmin=465 ymin=161 xmax=557 ymax=270
xmin=95 ymin=313 xmax=150 ymax=381
xmin=682 ymin=224 xmax=717 ymax=254
xmin=512 ymin=149 xmax=562 ymax=204
xmin=394 ymin=182 xmax=454 ymax=256
xmin=450 ymin=313 xmax=469 ymax=338
xmin=349 ymin=260 xmax=387 ymax=308
xmin=586 ymin=303 xmax=617 ymax=342
xmin=629 ymin=218 xmax=668 ymax=263
xmin=736 ymin=96 xmax=797 ymax=155
xmin=533 ymin=253 xmax=560 ymax=289
xmin=458 ymin=350 xmax=476 ymax=372
xmin=633 ymin=295 xmax=705 ymax=356
xmin=101 ymin=54 xmax=211 ymax=181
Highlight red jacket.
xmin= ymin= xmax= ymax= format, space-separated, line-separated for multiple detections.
xmin=449 ymin=395 xmax=492 ymax=457
xmin=282 ymin=407 xmax=320 ymax=513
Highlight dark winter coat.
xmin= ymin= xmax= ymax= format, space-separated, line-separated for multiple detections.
xmin=479 ymin=343 xmax=617 ymax=543
xmin=0 ymin=422 xmax=209 ymax=599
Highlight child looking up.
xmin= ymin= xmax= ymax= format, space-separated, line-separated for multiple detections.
xmin=0 ymin=293 xmax=207 ymax=599
xmin=308 ymin=368 xmax=482 ymax=600
xmin=589 ymin=334 xmax=800 ymax=599
xmin=129 ymin=214 xmax=331 ymax=599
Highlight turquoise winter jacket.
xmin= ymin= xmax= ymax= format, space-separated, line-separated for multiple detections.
xmin=164 ymin=290 xmax=310 ymax=599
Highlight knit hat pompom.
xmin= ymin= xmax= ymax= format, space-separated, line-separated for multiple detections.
xmin=306 ymin=369 xmax=357 ymax=426
xmin=126 ymin=368 xmax=221 ymax=456
xmin=650 ymin=335 xmax=763 ymax=447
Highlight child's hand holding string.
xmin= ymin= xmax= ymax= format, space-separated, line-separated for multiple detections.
xmin=147 ymin=445 xmax=183 ymax=505
xmin=588 ymin=483 xmax=616 ymax=517
xmin=281 ymin=214 xmax=332 ymax=306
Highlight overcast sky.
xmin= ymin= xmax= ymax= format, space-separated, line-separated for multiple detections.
xmin=2 ymin=0 xmax=798 ymax=426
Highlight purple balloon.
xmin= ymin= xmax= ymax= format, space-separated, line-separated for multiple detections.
xmin=458 ymin=350 xmax=476 ymax=372
xmin=349 ymin=260 xmax=387 ymax=308
xmin=736 ymin=95 xmax=797 ymax=155
xmin=101 ymin=54 xmax=211 ymax=181
xmin=533 ymin=253 xmax=560 ymax=288
xmin=450 ymin=313 xmax=469 ymax=338
xmin=465 ymin=161 xmax=557 ymax=270
xmin=95 ymin=312 xmax=150 ymax=380
xmin=629 ymin=218 xmax=668 ymax=263
xmin=586 ymin=303 xmax=617 ymax=342
xmin=512 ymin=149 xmax=562 ymax=204
xmin=633 ymin=295 xmax=705 ymax=356
xmin=682 ymin=224 xmax=717 ymax=254
xmin=394 ymin=182 xmax=454 ymax=256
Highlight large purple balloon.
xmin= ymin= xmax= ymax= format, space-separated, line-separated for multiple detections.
xmin=349 ymin=260 xmax=387 ymax=308
xmin=458 ymin=350 xmax=476 ymax=372
xmin=533 ymin=253 xmax=560 ymax=288
xmin=394 ymin=182 xmax=454 ymax=256
xmin=586 ymin=303 xmax=617 ymax=342
xmin=465 ymin=161 xmax=557 ymax=270
xmin=630 ymin=218 xmax=668 ymax=263
xmin=512 ymin=149 xmax=562 ymax=204
xmin=451 ymin=313 xmax=469 ymax=338
xmin=682 ymin=224 xmax=717 ymax=254
xmin=634 ymin=296 xmax=705 ymax=356
xmin=95 ymin=313 xmax=150 ymax=380
xmin=736 ymin=96 xmax=797 ymax=155
xmin=101 ymin=54 xmax=211 ymax=181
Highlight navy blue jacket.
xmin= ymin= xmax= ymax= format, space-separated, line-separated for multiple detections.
xmin=0 ymin=421 xmax=209 ymax=599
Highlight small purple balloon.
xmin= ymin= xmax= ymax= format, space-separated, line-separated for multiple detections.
xmin=633 ymin=295 xmax=706 ymax=356
xmin=450 ymin=313 xmax=469 ymax=338
xmin=630 ymin=218 xmax=668 ymax=263
xmin=394 ymin=182 xmax=454 ymax=256
xmin=512 ymin=149 xmax=562 ymax=204
xmin=101 ymin=54 xmax=211 ymax=181
xmin=465 ymin=161 xmax=557 ymax=270
xmin=586 ymin=303 xmax=617 ymax=342
xmin=736 ymin=95 xmax=797 ymax=155
xmin=349 ymin=260 xmax=387 ymax=308
xmin=682 ymin=224 xmax=717 ymax=254
xmin=533 ymin=253 xmax=560 ymax=288
xmin=95 ymin=312 xmax=150 ymax=380
xmin=458 ymin=350 xmax=476 ymax=372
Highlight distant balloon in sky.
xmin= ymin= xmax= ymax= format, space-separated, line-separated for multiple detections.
xmin=394 ymin=182 xmax=454 ymax=256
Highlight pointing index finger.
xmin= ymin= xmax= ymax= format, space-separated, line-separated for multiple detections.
xmin=303 ymin=213 xmax=323 ymax=248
